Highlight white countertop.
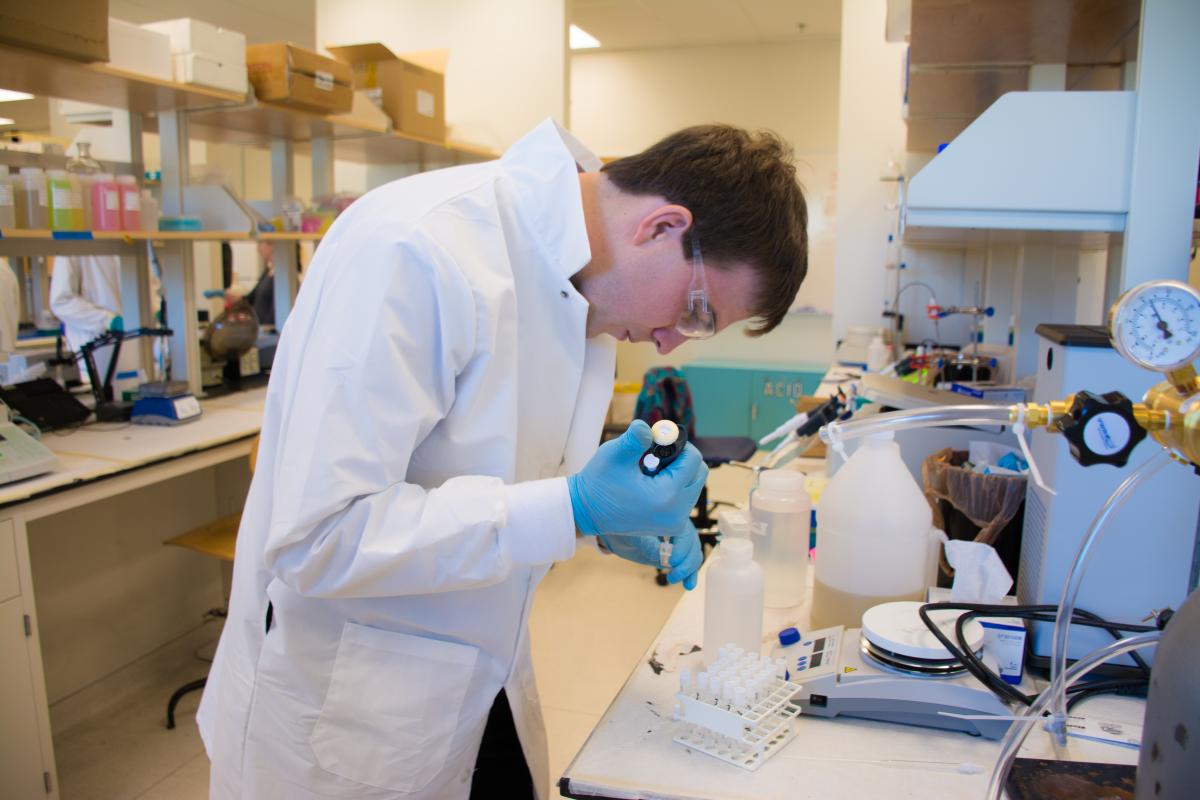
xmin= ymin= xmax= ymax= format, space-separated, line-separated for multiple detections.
xmin=0 ymin=387 xmax=266 ymax=509
xmin=560 ymin=571 xmax=1144 ymax=799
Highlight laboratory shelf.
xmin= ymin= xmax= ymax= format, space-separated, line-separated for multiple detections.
xmin=169 ymin=100 xmax=388 ymax=147
xmin=257 ymin=232 xmax=324 ymax=241
xmin=0 ymin=43 xmax=245 ymax=113
xmin=143 ymin=99 xmax=497 ymax=166
xmin=0 ymin=229 xmax=251 ymax=241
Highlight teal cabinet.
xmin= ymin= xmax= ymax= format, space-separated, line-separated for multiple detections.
xmin=682 ymin=360 xmax=827 ymax=446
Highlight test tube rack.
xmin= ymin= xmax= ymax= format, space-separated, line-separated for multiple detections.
xmin=672 ymin=648 xmax=803 ymax=771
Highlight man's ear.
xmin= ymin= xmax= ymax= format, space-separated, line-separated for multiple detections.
xmin=632 ymin=204 xmax=692 ymax=246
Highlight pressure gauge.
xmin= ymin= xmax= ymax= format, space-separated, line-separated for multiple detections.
xmin=1109 ymin=280 xmax=1200 ymax=372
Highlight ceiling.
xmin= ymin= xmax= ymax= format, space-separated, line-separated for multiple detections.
xmin=570 ymin=0 xmax=842 ymax=51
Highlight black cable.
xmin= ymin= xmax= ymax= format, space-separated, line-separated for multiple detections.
xmin=1064 ymin=679 xmax=1148 ymax=713
xmin=917 ymin=602 xmax=1155 ymax=708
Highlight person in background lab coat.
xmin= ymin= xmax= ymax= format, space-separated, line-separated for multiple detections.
xmin=49 ymin=255 xmax=123 ymax=380
xmin=0 ymin=258 xmax=19 ymax=361
xmin=198 ymin=119 xmax=809 ymax=800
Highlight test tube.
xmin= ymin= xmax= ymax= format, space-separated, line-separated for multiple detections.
xmin=734 ymin=686 xmax=748 ymax=712
xmin=775 ymin=658 xmax=787 ymax=679
xmin=722 ymin=683 xmax=736 ymax=710
xmin=679 ymin=668 xmax=692 ymax=695
xmin=709 ymin=675 xmax=723 ymax=705
xmin=696 ymin=671 xmax=709 ymax=701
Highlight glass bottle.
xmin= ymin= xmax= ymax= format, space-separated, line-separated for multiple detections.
xmin=66 ymin=141 xmax=102 ymax=230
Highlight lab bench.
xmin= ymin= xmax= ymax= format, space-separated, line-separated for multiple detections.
xmin=0 ymin=388 xmax=264 ymax=799
xmin=558 ymin=566 xmax=1144 ymax=799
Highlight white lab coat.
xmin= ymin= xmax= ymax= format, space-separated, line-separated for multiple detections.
xmin=49 ymin=255 xmax=122 ymax=355
xmin=0 ymin=258 xmax=18 ymax=359
xmin=197 ymin=120 xmax=615 ymax=800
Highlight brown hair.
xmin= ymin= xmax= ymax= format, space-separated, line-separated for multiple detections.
xmin=601 ymin=125 xmax=808 ymax=335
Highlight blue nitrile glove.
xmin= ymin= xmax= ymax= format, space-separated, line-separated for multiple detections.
xmin=601 ymin=523 xmax=703 ymax=590
xmin=568 ymin=420 xmax=708 ymax=537
xmin=108 ymin=314 xmax=124 ymax=332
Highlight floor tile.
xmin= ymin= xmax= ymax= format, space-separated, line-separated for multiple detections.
xmin=135 ymin=752 xmax=210 ymax=800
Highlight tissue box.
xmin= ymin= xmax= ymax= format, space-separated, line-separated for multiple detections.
xmin=107 ymin=18 xmax=172 ymax=82
xmin=246 ymin=43 xmax=353 ymax=114
xmin=326 ymin=42 xmax=445 ymax=140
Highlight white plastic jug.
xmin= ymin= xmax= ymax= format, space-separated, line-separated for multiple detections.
xmin=751 ymin=469 xmax=811 ymax=608
xmin=810 ymin=431 xmax=932 ymax=629
xmin=703 ymin=538 xmax=764 ymax=667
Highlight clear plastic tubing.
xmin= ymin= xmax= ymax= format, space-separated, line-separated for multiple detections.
xmin=986 ymin=631 xmax=1162 ymax=800
xmin=819 ymin=405 xmax=1017 ymax=448
xmin=1044 ymin=448 xmax=1174 ymax=741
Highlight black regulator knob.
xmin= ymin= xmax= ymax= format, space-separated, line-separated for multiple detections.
xmin=1054 ymin=390 xmax=1147 ymax=467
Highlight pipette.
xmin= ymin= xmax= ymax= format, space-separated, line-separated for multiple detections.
xmin=640 ymin=420 xmax=688 ymax=568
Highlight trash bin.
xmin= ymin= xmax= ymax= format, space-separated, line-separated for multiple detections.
xmin=922 ymin=448 xmax=1027 ymax=586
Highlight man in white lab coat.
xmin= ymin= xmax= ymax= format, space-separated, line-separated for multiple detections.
xmin=48 ymin=254 xmax=123 ymax=381
xmin=198 ymin=119 xmax=809 ymax=800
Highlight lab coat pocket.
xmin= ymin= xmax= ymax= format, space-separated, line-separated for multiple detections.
xmin=310 ymin=622 xmax=479 ymax=793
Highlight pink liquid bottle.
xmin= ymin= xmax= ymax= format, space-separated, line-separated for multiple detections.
xmin=90 ymin=174 xmax=122 ymax=231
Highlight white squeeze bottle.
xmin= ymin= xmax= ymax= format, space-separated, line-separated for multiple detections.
xmin=810 ymin=431 xmax=932 ymax=629
xmin=750 ymin=469 xmax=811 ymax=608
xmin=703 ymin=537 xmax=764 ymax=667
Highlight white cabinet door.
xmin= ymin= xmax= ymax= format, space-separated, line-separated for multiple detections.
xmin=0 ymin=596 xmax=48 ymax=798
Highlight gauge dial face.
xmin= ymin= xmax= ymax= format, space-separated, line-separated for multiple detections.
xmin=1110 ymin=281 xmax=1200 ymax=372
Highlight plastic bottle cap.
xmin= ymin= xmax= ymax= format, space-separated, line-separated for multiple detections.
xmin=778 ymin=627 xmax=801 ymax=646
xmin=758 ymin=469 xmax=806 ymax=494
xmin=720 ymin=537 xmax=753 ymax=561
xmin=651 ymin=419 xmax=679 ymax=446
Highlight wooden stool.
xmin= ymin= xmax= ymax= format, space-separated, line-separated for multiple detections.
xmin=162 ymin=435 xmax=256 ymax=729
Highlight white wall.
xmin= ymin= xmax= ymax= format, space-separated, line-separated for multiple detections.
xmin=571 ymin=40 xmax=841 ymax=381
xmin=831 ymin=0 xmax=907 ymax=347
xmin=316 ymin=0 xmax=567 ymax=152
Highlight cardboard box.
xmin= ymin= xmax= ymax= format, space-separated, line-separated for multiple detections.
xmin=142 ymin=18 xmax=246 ymax=66
xmin=326 ymin=43 xmax=445 ymax=140
xmin=107 ymin=18 xmax=172 ymax=82
xmin=246 ymin=43 xmax=353 ymax=114
xmin=173 ymin=52 xmax=247 ymax=94
xmin=0 ymin=0 xmax=109 ymax=62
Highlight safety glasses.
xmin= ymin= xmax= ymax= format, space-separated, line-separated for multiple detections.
xmin=676 ymin=238 xmax=716 ymax=340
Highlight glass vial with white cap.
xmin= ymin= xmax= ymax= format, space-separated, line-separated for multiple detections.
xmin=750 ymin=469 xmax=811 ymax=608
xmin=702 ymin=537 xmax=764 ymax=667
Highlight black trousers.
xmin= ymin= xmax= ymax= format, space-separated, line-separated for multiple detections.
xmin=470 ymin=689 xmax=535 ymax=799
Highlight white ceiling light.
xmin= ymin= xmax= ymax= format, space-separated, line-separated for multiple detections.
xmin=0 ymin=117 xmax=15 ymax=126
xmin=569 ymin=24 xmax=601 ymax=50
xmin=0 ymin=89 xmax=34 ymax=103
